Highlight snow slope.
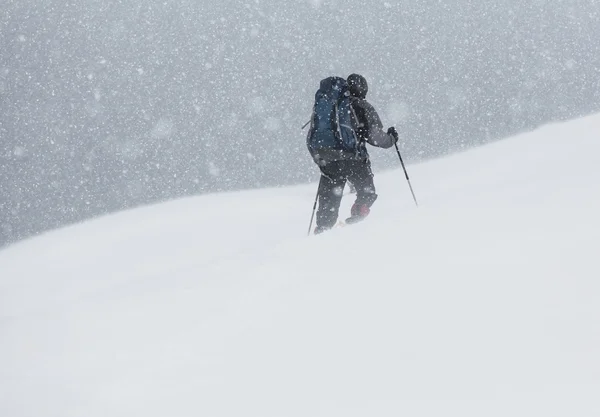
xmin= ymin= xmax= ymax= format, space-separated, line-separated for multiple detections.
xmin=1 ymin=114 xmax=600 ymax=417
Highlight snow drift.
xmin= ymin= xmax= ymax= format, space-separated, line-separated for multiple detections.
xmin=1 ymin=114 xmax=599 ymax=417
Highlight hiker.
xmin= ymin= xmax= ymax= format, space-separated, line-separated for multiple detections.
xmin=306 ymin=73 xmax=399 ymax=234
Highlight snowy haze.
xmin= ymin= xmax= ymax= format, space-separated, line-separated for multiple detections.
xmin=1 ymin=113 xmax=599 ymax=416
xmin=2 ymin=0 xmax=600 ymax=247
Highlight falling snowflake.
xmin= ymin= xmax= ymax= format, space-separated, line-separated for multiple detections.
xmin=151 ymin=119 xmax=175 ymax=139
xmin=208 ymin=162 xmax=220 ymax=177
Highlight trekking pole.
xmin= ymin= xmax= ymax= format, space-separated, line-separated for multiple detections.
xmin=307 ymin=176 xmax=322 ymax=236
xmin=394 ymin=141 xmax=419 ymax=207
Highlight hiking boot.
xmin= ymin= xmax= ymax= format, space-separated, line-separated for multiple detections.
xmin=314 ymin=225 xmax=331 ymax=235
xmin=345 ymin=203 xmax=370 ymax=224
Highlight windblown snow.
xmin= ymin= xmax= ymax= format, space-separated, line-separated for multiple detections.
xmin=1 ymin=114 xmax=599 ymax=417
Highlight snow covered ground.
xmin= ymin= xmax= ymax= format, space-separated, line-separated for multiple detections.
xmin=1 ymin=114 xmax=599 ymax=417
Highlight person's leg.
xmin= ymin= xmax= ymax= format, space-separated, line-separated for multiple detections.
xmin=346 ymin=160 xmax=377 ymax=223
xmin=315 ymin=162 xmax=347 ymax=233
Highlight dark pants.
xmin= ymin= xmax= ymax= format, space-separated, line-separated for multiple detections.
xmin=316 ymin=159 xmax=378 ymax=229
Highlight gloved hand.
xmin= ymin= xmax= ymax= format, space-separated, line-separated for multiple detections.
xmin=387 ymin=126 xmax=399 ymax=143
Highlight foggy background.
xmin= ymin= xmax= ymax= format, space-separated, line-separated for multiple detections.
xmin=2 ymin=0 xmax=599 ymax=247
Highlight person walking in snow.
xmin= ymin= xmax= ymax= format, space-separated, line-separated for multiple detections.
xmin=307 ymin=73 xmax=399 ymax=234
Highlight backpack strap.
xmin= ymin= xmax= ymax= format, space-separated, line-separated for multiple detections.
xmin=333 ymin=100 xmax=342 ymax=142
xmin=348 ymin=98 xmax=364 ymax=145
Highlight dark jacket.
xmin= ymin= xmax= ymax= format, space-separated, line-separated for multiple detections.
xmin=307 ymin=92 xmax=395 ymax=165
xmin=350 ymin=97 xmax=395 ymax=151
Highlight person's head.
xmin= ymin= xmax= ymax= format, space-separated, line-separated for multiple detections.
xmin=347 ymin=73 xmax=368 ymax=98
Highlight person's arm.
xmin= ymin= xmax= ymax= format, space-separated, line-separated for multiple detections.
xmin=361 ymin=101 xmax=396 ymax=149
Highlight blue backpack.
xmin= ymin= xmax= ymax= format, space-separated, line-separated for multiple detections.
xmin=306 ymin=76 xmax=360 ymax=165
